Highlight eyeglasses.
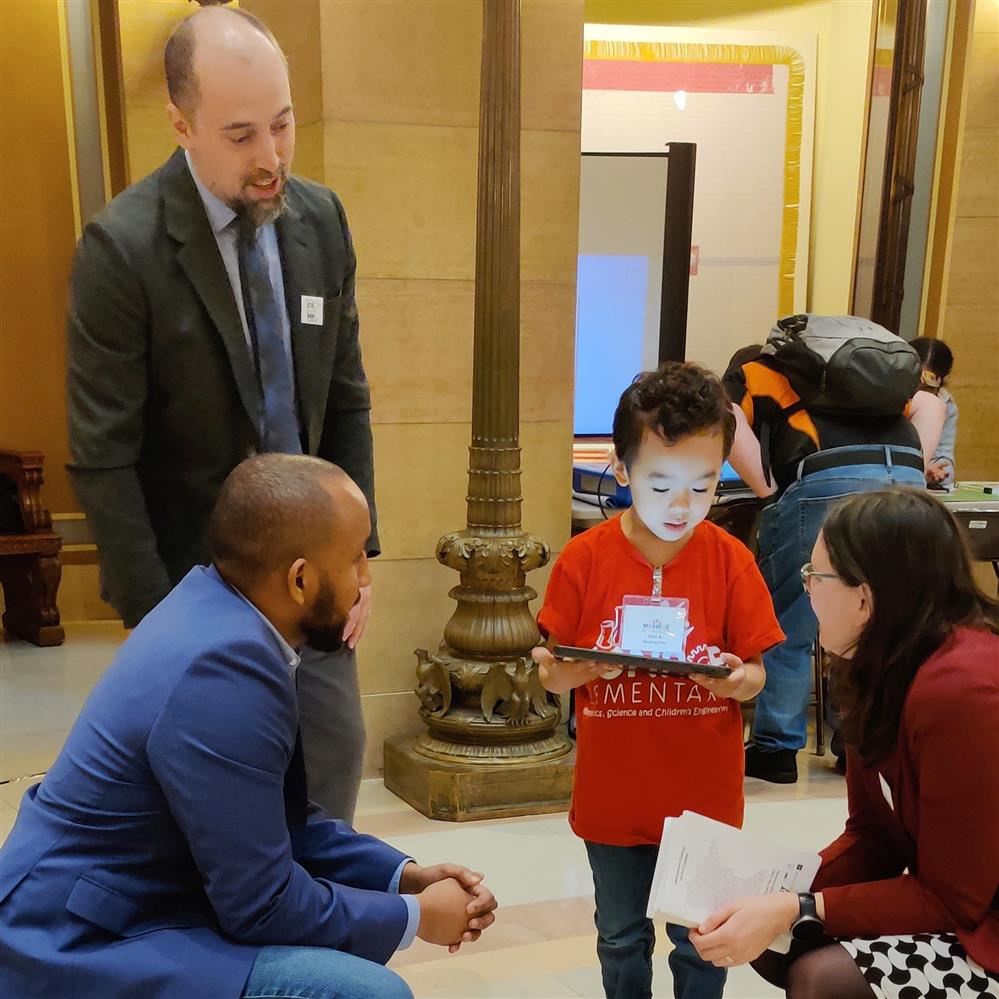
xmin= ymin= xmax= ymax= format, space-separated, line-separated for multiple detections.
xmin=800 ymin=563 xmax=839 ymax=593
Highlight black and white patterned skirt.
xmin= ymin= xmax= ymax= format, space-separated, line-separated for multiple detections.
xmin=841 ymin=933 xmax=999 ymax=999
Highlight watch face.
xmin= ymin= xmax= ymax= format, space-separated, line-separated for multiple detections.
xmin=792 ymin=915 xmax=826 ymax=944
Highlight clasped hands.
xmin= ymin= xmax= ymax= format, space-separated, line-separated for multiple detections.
xmin=400 ymin=861 xmax=498 ymax=954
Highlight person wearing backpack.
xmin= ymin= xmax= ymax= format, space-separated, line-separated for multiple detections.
xmin=723 ymin=315 xmax=945 ymax=783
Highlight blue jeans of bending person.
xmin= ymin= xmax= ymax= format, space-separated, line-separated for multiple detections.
xmin=751 ymin=446 xmax=925 ymax=753
xmin=585 ymin=841 xmax=726 ymax=999
xmin=241 ymin=945 xmax=413 ymax=999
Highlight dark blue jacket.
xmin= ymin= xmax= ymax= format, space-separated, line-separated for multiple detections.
xmin=0 ymin=566 xmax=409 ymax=998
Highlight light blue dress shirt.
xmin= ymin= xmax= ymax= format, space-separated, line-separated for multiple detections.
xmin=184 ymin=152 xmax=298 ymax=394
xmin=220 ymin=566 xmax=420 ymax=950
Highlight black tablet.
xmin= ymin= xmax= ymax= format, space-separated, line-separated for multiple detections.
xmin=552 ymin=646 xmax=731 ymax=679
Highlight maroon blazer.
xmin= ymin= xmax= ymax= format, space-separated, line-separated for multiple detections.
xmin=814 ymin=626 xmax=999 ymax=972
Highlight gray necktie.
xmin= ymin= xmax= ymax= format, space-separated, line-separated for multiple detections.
xmin=236 ymin=218 xmax=302 ymax=454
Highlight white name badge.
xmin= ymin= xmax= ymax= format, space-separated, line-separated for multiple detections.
xmin=301 ymin=295 xmax=324 ymax=326
xmin=618 ymin=596 xmax=690 ymax=660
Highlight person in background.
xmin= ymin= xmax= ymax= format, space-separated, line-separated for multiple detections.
xmin=534 ymin=363 xmax=784 ymax=999
xmin=688 ymin=488 xmax=999 ymax=999
xmin=912 ymin=337 xmax=959 ymax=488
xmin=724 ymin=336 xmax=940 ymax=784
xmin=725 ymin=343 xmax=765 ymax=372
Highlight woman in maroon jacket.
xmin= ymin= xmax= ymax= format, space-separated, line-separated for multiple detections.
xmin=689 ymin=488 xmax=999 ymax=998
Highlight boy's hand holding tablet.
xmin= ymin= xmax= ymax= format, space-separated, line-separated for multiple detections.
xmin=688 ymin=652 xmax=755 ymax=701
xmin=531 ymin=645 xmax=608 ymax=693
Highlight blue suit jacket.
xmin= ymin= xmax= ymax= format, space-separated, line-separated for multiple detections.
xmin=0 ymin=567 xmax=409 ymax=998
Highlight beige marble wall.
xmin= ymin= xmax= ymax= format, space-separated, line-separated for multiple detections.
xmin=941 ymin=0 xmax=999 ymax=481
xmin=118 ymin=0 xmax=188 ymax=181
xmin=246 ymin=0 xmax=584 ymax=776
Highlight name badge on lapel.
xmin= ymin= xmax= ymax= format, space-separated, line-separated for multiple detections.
xmin=301 ymin=295 xmax=324 ymax=326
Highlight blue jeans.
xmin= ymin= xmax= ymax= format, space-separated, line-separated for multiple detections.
xmin=585 ymin=841 xmax=726 ymax=999
xmin=751 ymin=448 xmax=925 ymax=752
xmin=242 ymin=946 xmax=413 ymax=999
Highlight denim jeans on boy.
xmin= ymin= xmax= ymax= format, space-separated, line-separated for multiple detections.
xmin=585 ymin=841 xmax=726 ymax=999
xmin=241 ymin=945 xmax=414 ymax=999
xmin=751 ymin=446 xmax=925 ymax=753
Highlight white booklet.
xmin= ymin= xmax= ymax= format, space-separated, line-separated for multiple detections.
xmin=646 ymin=811 xmax=821 ymax=954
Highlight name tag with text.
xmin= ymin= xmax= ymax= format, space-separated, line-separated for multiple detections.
xmin=301 ymin=295 xmax=324 ymax=326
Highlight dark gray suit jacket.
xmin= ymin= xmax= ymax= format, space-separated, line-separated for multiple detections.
xmin=68 ymin=149 xmax=378 ymax=627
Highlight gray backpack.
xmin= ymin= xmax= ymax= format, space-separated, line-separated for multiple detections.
xmin=759 ymin=314 xmax=921 ymax=417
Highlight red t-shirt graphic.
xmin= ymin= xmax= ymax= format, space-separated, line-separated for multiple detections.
xmin=539 ymin=516 xmax=784 ymax=846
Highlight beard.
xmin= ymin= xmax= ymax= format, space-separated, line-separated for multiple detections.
xmin=229 ymin=165 xmax=289 ymax=228
xmin=300 ymin=577 xmax=349 ymax=654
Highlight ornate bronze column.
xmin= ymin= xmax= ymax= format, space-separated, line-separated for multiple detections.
xmin=383 ymin=0 xmax=574 ymax=820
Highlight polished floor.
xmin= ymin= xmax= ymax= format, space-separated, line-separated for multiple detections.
xmin=1 ymin=625 xmax=848 ymax=998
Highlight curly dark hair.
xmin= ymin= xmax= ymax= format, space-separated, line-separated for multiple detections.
xmin=612 ymin=361 xmax=736 ymax=468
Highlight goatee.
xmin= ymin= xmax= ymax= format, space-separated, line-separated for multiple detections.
xmin=301 ymin=621 xmax=346 ymax=654
xmin=300 ymin=578 xmax=348 ymax=653
xmin=237 ymin=187 xmax=287 ymax=229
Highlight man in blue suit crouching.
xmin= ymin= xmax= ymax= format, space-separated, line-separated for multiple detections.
xmin=0 ymin=454 xmax=496 ymax=999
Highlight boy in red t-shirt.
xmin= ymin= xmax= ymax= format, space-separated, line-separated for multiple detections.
xmin=534 ymin=362 xmax=784 ymax=999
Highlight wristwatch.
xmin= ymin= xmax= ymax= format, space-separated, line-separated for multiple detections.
xmin=790 ymin=892 xmax=825 ymax=943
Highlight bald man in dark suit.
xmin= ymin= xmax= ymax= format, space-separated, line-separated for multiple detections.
xmin=67 ymin=6 xmax=371 ymax=818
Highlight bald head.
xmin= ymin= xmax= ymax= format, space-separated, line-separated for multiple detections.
xmin=165 ymin=6 xmax=286 ymax=117
xmin=164 ymin=5 xmax=295 ymax=227
xmin=207 ymin=454 xmax=368 ymax=589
